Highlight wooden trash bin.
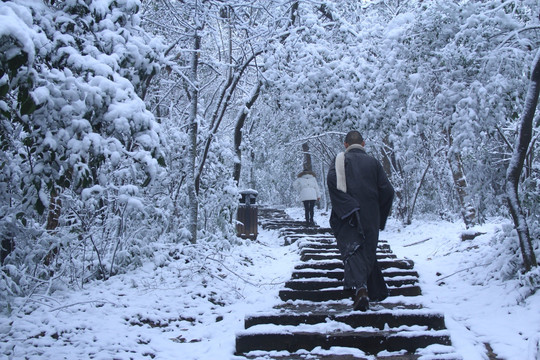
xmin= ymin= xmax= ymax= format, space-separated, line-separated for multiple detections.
xmin=237 ymin=190 xmax=258 ymax=240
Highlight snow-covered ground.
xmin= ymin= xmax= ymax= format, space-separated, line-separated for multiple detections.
xmin=1 ymin=207 xmax=539 ymax=360
xmin=382 ymin=216 xmax=540 ymax=360
xmin=0 ymin=225 xmax=299 ymax=360
xmin=292 ymin=207 xmax=540 ymax=360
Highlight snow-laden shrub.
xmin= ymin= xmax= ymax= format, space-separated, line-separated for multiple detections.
xmin=0 ymin=0 xmax=166 ymax=309
xmin=463 ymin=222 xmax=539 ymax=301
xmin=0 ymin=185 xmax=166 ymax=310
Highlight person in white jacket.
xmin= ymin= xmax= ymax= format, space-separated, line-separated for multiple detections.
xmin=293 ymin=170 xmax=321 ymax=226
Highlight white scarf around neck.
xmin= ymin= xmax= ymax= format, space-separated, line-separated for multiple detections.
xmin=335 ymin=144 xmax=365 ymax=193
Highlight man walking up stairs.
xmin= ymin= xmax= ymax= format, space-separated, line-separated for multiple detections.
xmin=234 ymin=209 xmax=461 ymax=359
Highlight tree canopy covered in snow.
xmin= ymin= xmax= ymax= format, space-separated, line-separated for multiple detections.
xmin=1 ymin=0 xmax=539 ymax=305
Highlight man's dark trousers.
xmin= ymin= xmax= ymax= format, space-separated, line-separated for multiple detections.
xmin=334 ymin=216 xmax=388 ymax=301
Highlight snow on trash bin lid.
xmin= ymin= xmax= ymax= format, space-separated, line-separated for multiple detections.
xmin=239 ymin=189 xmax=258 ymax=204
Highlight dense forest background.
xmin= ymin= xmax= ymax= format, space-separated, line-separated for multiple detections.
xmin=1 ymin=0 xmax=539 ymax=306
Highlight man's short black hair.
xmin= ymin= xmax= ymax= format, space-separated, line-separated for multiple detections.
xmin=345 ymin=131 xmax=364 ymax=145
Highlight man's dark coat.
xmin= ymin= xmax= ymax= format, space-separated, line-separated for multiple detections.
xmin=327 ymin=147 xmax=394 ymax=300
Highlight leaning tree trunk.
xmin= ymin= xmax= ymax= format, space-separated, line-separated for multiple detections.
xmin=445 ymin=126 xmax=476 ymax=228
xmin=187 ymin=33 xmax=201 ymax=244
xmin=505 ymin=48 xmax=540 ymax=272
xmin=233 ymin=82 xmax=262 ymax=185
xmin=406 ymin=160 xmax=431 ymax=225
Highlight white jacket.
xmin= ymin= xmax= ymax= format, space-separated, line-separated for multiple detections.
xmin=294 ymin=173 xmax=320 ymax=201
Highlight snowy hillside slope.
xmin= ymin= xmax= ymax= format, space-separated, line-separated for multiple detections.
xmin=1 ymin=207 xmax=538 ymax=360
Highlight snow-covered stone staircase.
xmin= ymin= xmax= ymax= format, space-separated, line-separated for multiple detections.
xmin=234 ymin=208 xmax=461 ymax=359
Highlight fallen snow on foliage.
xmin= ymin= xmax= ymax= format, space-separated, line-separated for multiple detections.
xmin=382 ymin=217 xmax=540 ymax=360
xmin=0 ymin=227 xmax=298 ymax=360
xmin=1 ymin=207 xmax=539 ymax=360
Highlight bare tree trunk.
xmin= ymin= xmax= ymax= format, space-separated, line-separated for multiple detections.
xmin=380 ymin=135 xmax=394 ymax=177
xmin=187 ymin=33 xmax=201 ymax=244
xmin=406 ymin=160 xmax=431 ymax=225
xmin=445 ymin=127 xmax=476 ymax=228
xmin=380 ymin=136 xmax=408 ymax=222
xmin=448 ymin=153 xmax=475 ymax=228
xmin=43 ymin=188 xmax=62 ymax=266
xmin=302 ymin=143 xmax=313 ymax=172
xmin=46 ymin=189 xmax=62 ymax=231
xmin=197 ymin=2 xmax=300 ymax=192
xmin=319 ymin=159 xmax=329 ymax=211
xmin=506 ymin=49 xmax=540 ymax=272
xmin=194 ymin=52 xmax=259 ymax=194
xmin=249 ymin=150 xmax=256 ymax=190
xmin=233 ymin=82 xmax=262 ymax=185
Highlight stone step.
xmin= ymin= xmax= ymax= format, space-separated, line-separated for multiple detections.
xmin=261 ymin=220 xmax=309 ymax=230
xmin=264 ymin=224 xmax=304 ymax=231
xmin=240 ymin=351 xmax=460 ymax=360
xmin=301 ymin=253 xmax=397 ymax=262
xmin=300 ymin=247 xmax=393 ymax=255
xmin=284 ymin=278 xmax=418 ymax=291
xmin=281 ymin=227 xmax=333 ymax=235
xmin=239 ymin=354 xmax=377 ymax=360
xmin=285 ymin=235 xmax=335 ymax=245
xmin=267 ymin=220 xmax=308 ymax=227
xmin=293 ymin=238 xmax=390 ymax=247
xmin=235 ymin=329 xmax=451 ymax=356
xmin=284 ymin=235 xmax=336 ymax=247
xmin=236 ymin=210 xmax=458 ymax=359
xmin=299 ymin=246 xmax=393 ymax=255
xmin=294 ymin=240 xmax=336 ymax=246
xmin=244 ymin=310 xmax=447 ymax=330
xmin=273 ymin=301 xmax=424 ymax=313
xmin=295 ymin=259 xmax=415 ymax=271
xmin=279 ymin=285 xmax=422 ymax=302
xmin=297 ymin=240 xmax=389 ymax=247
xmin=296 ymin=239 xmax=390 ymax=247
xmin=292 ymin=269 xmax=419 ymax=280
xmin=258 ymin=207 xmax=289 ymax=216
xmin=298 ymin=244 xmax=337 ymax=251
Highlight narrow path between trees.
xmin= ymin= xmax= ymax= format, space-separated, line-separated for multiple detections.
xmin=233 ymin=208 xmax=462 ymax=359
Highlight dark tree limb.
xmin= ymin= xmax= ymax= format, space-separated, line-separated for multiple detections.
xmin=505 ymin=48 xmax=540 ymax=272
xmin=195 ymin=52 xmax=259 ymax=194
xmin=233 ymin=81 xmax=262 ymax=184
xmin=302 ymin=143 xmax=313 ymax=172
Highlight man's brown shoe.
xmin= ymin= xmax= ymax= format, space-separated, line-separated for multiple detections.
xmin=353 ymin=287 xmax=369 ymax=311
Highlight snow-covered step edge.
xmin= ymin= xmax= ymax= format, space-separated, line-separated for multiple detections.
xmin=235 ymin=327 xmax=453 ymax=356
xmin=237 ymin=344 xmax=462 ymax=360
xmin=237 ymin=320 xmax=451 ymax=336
xmin=243 ymin=309 xmax=448 ymax=331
